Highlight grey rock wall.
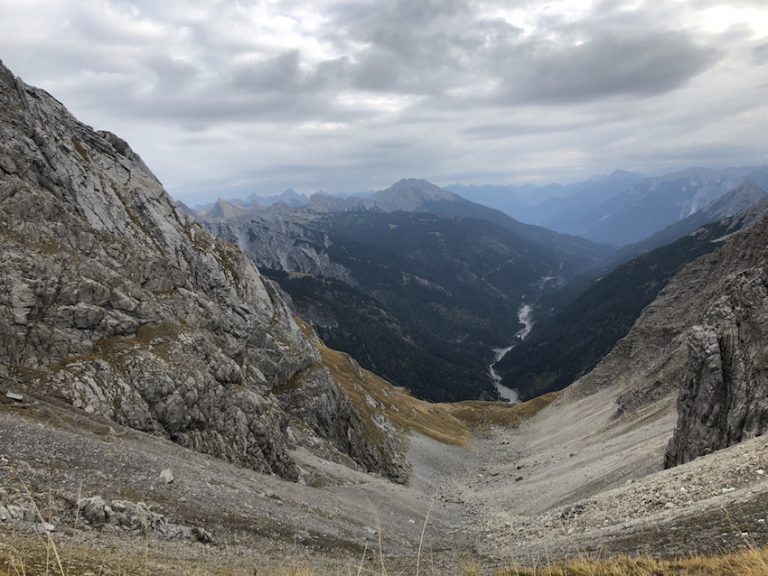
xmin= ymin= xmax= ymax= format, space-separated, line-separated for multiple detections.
xmin=0 ymin=60 xmax=404 ymax=482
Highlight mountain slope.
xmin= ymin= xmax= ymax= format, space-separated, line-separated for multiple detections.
xmin=445 ymin=170 xmax=645 ymax=226
xmin=207 ymin=202 xmax=610 ymax=401
xmin=203 ymin=197 xmax=254 ymax=220
xmin=569 ymin=167 xmax=768 ymax=245
xmin=616 ymin=181 xmax=767 ymax=260
xmin=371 ymin=179 xmax=613 ymax=264
xmin=496 ymin=196 xmax=768 ymax=401
xmin=0 ymin=60 xmax=408 ymax=482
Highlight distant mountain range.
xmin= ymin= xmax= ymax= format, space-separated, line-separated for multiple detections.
xmin=189 ymin=165 xmax=768 ymax=248
xmin=196 ymin=174 xmax=768 ymax=402
xmin=616 ymin=181 xmax=768 ymax=260
xmin=205 ymin=179 xmax=612 ymax=401
xmin=446 ymin=169 xmax=645 ymax=228
xmin=449 ymin=167 xmax=768 ymax=245
xmin=563 ymin=167 xmax=768 ymax=245
xmin=190 ymin=188 xmax=308 ymax=220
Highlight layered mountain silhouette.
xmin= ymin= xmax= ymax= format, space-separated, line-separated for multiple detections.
xmin=451 ymin=167 xmax=768 ymax=246
xmin=205 ymin=179 xmax=612 ymax=401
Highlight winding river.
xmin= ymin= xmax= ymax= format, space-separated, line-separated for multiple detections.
xmin=488 ymin=304 xmax=534 ymax=403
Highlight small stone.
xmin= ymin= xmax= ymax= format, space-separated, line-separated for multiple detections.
xmin=5 ymin=392 xmax=23 ymax=402
xmin=159 ymin=469 xmax=174 ymax=484
xmin=192 ymin=527 xmax=212 ymax=544
xmin=78 ymin=496 xmax=108 ymax=525
xmin=295 ymin=529 xmax=310 ymax=542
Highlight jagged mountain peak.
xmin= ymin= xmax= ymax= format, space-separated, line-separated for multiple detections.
xmin=278 ymin=188 xmax=302 ymax=200
xmin=306 ymin=191 xmax=365 ymax=212
xmin=204 ymin=197 xmax=252 ymax=220
xmin=372 ymin=178 xmax=458 ymax=211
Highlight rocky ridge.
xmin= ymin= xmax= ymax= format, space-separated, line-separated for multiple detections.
xmin=0 ymin=60 xmax=405 ymax=482
xmin=565 ymin=201 xmax=768 ymax=467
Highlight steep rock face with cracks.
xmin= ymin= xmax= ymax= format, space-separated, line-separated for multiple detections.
xmin=0 ymin=60 xmax=406 ymax=482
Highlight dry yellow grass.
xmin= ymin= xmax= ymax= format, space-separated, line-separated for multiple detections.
xmin=291 ymin=317 xmax=557 ymax=449
xmin=316 ymin=338 xmax=558 ymax=448
xmin=444 ymin=393 xmax=560 ymax=433
xmin=318 ymin=344 xmax=472 ymax=446
xmin=494 ymin=546 xmax=768 ymax=575
xmin=4 ymin=535 xmax=768 ymax=576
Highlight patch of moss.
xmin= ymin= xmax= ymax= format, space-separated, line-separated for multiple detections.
xmin=272 ymin=363 xmax=322 ymax=395
xmin=214 ymin=242 xmax=242 ymax=287
xmin=71 ymin=136 xmax=89 ymax=162
xmin=133 ymin=322 xmax=183 ymax=346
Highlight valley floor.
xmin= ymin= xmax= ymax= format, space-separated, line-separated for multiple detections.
xmin=2 ymin=386 xmax=768 ymax=574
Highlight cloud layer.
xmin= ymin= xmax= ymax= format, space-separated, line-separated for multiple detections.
xmin=1 ymin=0 xmax=766 ymax=202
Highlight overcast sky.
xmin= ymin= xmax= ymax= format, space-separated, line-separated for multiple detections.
xmin=1 ymin=0 xmax=767 ymax=203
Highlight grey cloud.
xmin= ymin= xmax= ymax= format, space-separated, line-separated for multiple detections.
xmin=493 ymin=31 xmax=718 ymax=104
xmin=0 ymin=0 xmax=765 ymax=202
xmin=462 ymin=111 xmax=629 ymax=139
xmin=143 ymin=55 xmax=201 ymax=90
xmin=230 ymin=51 xmax=307 ymax=92
xmin=326 ymin=0 xmax=510 ymax=95
xmin=754 ymin=42 xmax=768 ymax=64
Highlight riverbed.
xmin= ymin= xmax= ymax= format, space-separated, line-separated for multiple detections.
xmin=488 ymin=303 xmax=534 ymax=403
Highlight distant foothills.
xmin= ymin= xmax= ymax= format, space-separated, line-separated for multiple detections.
xmin=184 ymin=166 xmax=768 ymax=404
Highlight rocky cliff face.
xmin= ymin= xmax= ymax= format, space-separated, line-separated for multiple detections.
xmin=206 ymin=214 xmax=355 ymax=284
xmin=568 ymin=204 xmax=768 ymax=467
xmin=662 ymin=226 xmax=768 ymax=466
xmin=0 ymin=61 xmax=405 ymax=482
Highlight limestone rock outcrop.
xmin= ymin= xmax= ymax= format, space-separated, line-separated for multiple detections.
xmin=0 ymin=60 xmax=404 ymax=481
xmin=663 ymin=256 xmax=768 ymax=465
